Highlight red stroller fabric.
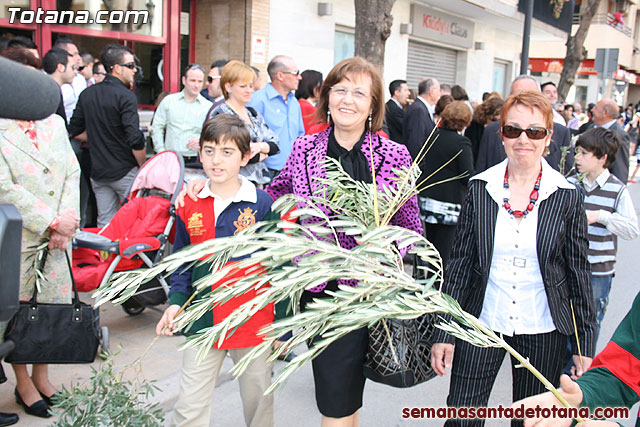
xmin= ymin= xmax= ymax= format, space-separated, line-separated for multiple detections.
xmin=73 ymin=196 xmax=171 ymax=292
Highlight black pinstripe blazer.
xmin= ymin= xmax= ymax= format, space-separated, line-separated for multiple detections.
xmin=433 ymin=171 xmax=597 ymax=357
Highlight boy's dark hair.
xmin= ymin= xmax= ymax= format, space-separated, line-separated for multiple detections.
xmin=100 ymin=44 xmax=133 ymax=73
xmin=200 ymin=114 xmax=251 ymax=156
xmin=576 ymin=127 xmax=621 ymax=169
xmin=42 ymin=48 xmax=71 ymax=75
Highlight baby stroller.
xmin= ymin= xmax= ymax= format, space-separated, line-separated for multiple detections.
xmin=72 ymin=151 xmax=184 ymax=315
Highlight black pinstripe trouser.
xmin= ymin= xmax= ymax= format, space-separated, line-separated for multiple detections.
xmin=444 ymin=330 xmax=567 ymax=427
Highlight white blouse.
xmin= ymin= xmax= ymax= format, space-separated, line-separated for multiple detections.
xmin=475 ymin=158 xmax=575 ymax=336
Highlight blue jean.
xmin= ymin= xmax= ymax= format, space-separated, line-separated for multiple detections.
xmin=591 ymin=274 xmax=613 ymax=341
xmin=563 ymin=273 xmax=612 ymax=375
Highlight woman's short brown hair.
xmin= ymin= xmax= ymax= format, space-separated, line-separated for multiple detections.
xmin=440 ymin=101 xmax=472 ymax=131
xmin=314 ymin=57 xmax=385 ymax=132
xmin=220 ymin=60 xmax=256 ymax=100
xmin=499 ymin=90 xmax=553 ymax=130
xmin=473 ymin=96 xmax=504 ymax=126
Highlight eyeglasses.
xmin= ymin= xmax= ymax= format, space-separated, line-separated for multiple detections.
xmin=207 ymin=75 xmax=221 ymax=83
xmin=117 ymin=62 xmax=137 ymax=70
xmin=330 ymin=86 xmax=370 ymax=101
xmin=97 ymin=71 xmax=107 ymax=75
xmin=501 ymin=125 xmax=550 ymax=140
xmin=281 ymin=70 xmax=300 ymax=76
xmin=77 ymin=65 xmax=86 ymax=72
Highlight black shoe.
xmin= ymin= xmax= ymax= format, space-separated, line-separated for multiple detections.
xmin=0 ymin=412 xmax=18 ymax=427
xmin=14 ymin=388 xmax=51 ymax=418
xmin=39 ymin=392 xmax=60 ymax=407
xmin=276 ymin=352 xmax=297 ymax=362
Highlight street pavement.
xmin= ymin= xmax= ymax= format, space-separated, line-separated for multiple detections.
xmin=3 ymin=180 xmax=640 ymax=427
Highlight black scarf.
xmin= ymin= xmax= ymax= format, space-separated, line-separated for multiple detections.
xmin=326 ymin=128 xmax=372 ymax=184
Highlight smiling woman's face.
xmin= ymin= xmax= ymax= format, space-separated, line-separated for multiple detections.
xmin=502 ymin=103 xmax=552 ymax=170
xmin=328 ymin=73 xmax=372 ymax=134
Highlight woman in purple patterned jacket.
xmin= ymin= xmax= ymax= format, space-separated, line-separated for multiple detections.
xmin=267 ymin=57 xmax=421 ymax=426
xmin=181 ymin=57 xmax=421 ymax=426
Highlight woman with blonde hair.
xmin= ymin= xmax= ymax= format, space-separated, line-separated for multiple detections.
xmin=207 ymin=60 xmax=279 ymax=185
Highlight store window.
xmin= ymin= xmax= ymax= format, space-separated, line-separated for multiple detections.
xmin=56 ymin=0 xmax=162 ymax=37
xmin=53 ymin=34 xmax=161 ymax=105
xmin=492 ymin=60 xmax=510 ymax=98
xmin=334 ymin=28 xmax=354 ymax=66
xmin=1 ymin=0 xmax=30 ymax=20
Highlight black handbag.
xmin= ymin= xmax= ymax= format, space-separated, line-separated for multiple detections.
xmin=4 ymin=250 xmax=100 ymax=364
xmin=363 ymin=253 xmax=437 ymax=387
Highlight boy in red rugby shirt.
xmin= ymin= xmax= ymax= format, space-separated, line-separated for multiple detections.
xmin=156 ymin=114 xmax=274 ymax=427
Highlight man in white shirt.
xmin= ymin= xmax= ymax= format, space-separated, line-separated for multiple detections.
xmin=54 ymin=38 xmax=87 ymax=122
xmin=541 ymin=81 xmax=567 ymax=126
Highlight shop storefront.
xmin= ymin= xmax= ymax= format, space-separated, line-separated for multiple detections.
xmin=406 ymin=4 xmax=473 ymax=89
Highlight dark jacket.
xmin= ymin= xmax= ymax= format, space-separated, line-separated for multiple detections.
xmin=607 ymin=121 xmax=631 ymax=184
xmin=385 ymin=99 xmax=404 ymax=143
xmin=402 ymin=98 xmax=435 ymax=160
xmin=475 ymin=121 xmax=573 ymax=175
xmin=420 ymin=128 xmax=474 ymax=204
xmin=433 ymin=165 xmax=596 ymax=358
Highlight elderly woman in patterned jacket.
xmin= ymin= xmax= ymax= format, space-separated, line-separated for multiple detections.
xmin=183 ymin=57 xmax=422 ymax=427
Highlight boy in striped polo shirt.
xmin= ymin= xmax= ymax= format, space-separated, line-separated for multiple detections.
xmin=569 ymin=127 xmax=639 ymax=341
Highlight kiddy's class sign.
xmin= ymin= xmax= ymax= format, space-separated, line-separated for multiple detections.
xmin=410 ymin=4 xmax=475 ymax=49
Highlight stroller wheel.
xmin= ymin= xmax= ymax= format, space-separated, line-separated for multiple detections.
xmin=99 ymin=326 xmax=110 ymax=359
xmin=122 ymin=299 xmax=146 ymax=316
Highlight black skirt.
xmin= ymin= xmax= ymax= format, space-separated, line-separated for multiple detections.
xmin=301 ymin=282 xmax=369 ymax=418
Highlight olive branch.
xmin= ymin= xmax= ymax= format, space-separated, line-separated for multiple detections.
xmin=93 ymin=141 xmax=581 ymax=419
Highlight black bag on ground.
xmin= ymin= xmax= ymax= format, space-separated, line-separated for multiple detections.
xmin=363 ymin=253 xmax=437 ymax=387
xmin=4 ymin=250 xmax=100 ymax=364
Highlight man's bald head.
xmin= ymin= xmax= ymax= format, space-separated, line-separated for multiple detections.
xmin=510 ymin=75 xmax=540 ymax=94
xmin=592 ymin=99 xmax=620 ymax=126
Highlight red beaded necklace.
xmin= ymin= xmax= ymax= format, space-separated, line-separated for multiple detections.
xmin=502 ymin=168 xmax=542 ymax=218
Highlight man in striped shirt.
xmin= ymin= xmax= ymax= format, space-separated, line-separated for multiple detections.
xmin=569 ymin=127 xmax=639 ymax=341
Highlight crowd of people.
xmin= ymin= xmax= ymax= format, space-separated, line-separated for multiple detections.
xmin=0 ymin=34 xmax=639 ymax=427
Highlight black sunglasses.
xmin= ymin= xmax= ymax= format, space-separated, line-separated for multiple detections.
xmin=117 ymin=62 xmax=137 ymax=70
xmin=77 ymin=65 xmax=86 ymax=72
xmin=501 ymin=125 xmax=550 ymax=140
xmin=281 ymin=70 xmax=300 ymax=76
xmin=207 ymin=75 xmax=221 ymax=83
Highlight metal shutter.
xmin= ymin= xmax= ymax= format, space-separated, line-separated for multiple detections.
xmin=406 ymin=40 xmax=458 ymax=90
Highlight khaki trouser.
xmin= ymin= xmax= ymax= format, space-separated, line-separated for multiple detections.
xmin=169 ymin=346 xmax=274 ymax=427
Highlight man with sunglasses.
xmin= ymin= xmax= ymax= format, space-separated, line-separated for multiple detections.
xmin=68 ymin=44 xmax=146 ymax=227
xmin=89 ymin=62 xmax=107 ymax=86
xmin=152 ymin=64 xmax=212 ymax=166
xmin=247 ymin=55 xmax=305 ymax=177
xmin=200 ymin=59 xmax=228 ymax=105
xmin=78 ymin=52 xmax=94 ymax=85
xmin=475 ymin=75 xmax=572 ymax=175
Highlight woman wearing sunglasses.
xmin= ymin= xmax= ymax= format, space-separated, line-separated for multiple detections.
xmin=430 ymin=90 xmax=596 ymax=426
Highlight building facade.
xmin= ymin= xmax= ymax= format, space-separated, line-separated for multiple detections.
xmin=530 ymin=0 xmax=640 ymax=106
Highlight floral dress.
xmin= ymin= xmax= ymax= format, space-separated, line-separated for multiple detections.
xmin=0 ymin=115 xmax=80 ymax=307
